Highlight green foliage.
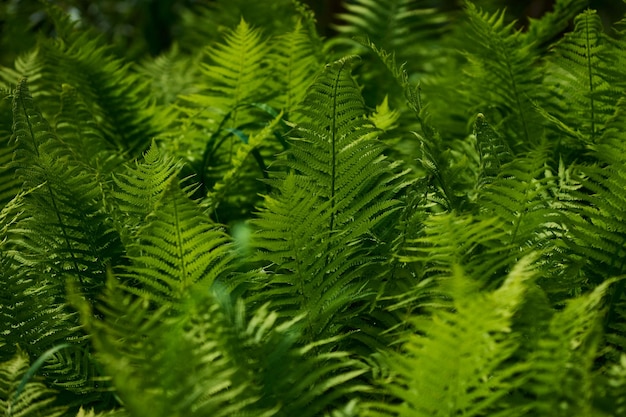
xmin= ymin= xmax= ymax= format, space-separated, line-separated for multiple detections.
xmin=1 ymin=1 xmax=626 ymax=416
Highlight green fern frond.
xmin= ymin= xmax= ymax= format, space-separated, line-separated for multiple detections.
xmin=121 ymin=179 xmax=234 ymax=306
xmin=0 ymin=348 xmax=66 ymax=417
xmin=182 ymin=19 xmax=271 ymax=130
xmin=331 ymin=1 xmax=450 ymax=106
xmin=206 ymin=111 xmax=284 ymax=217
xmin=111 ymin=141 xmax=181 ymax=246
xmin=332 ymin=0 xmax=448 ymax=76
xmin=401 ymin=212 xmax=514 ymax=290
xmin=176 ymin=19 xmax=279 ymax=203
xmin=270 ymin=18 xmax=323 ymax=117
xmin=73 ymin=274 xmax=365 ymax=417
xmin=463 ymin=2 xmax=543 ymax=148
xmin=33 ymin=5 xmax=158 ymax=156
xmin=473 ymin=113 xmax=512 ymax=184
xmin=542 ymin=9 xmax=621 ymax=148
xmin=252 ymin=56 xmax=406 ymax=342
xmin=369 ymin=256 xmax=536 ymax=417
xmin=72 ymin=277 xmax=251 ymax=417
xmin=54 ymin=84 xmax=122 ymax=175
xmin=10 ymin=80 xmax=120 ymax=292
xmin=523 ymin=0 xmax=587 ymax=51
xmin=527 ymin=279 xmax=613 ymax=416
xmin=477 ymin=149 xmax=557 ymax=247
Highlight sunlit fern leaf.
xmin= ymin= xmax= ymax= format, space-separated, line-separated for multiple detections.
xmin=183 ymin=19 xmax=271 ymax=130
xmin=464 ymin=2 xmax=543 ymax=149
xmin=0 ymin=49 xmax=43 ymax=93
xmin=177 ymin=19 xmax=275 ymax=198
xmin=75 ymin=406 xmax=129 ymax=417
xmin=542 ymin=10 xmax=621 ymax=149
xmin=0 ymin=348 xmax=66 ymax=417
xmin=369 ymin=256 xmax=536 ymax=417
xmin=10 ymin=79 xmax=121 ymax=295
xmin=70 ymin=277 xmax=255 ymax=417
xmin=252 ymin=56 xmax=406 ymax=343
xmin=527 ymin=279 xmax=614 ymax=416
xmin=122 ymin=179 xmax=234 ymax=307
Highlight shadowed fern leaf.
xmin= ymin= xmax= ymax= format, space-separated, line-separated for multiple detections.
xmin=463 ymin=2 xmax=543 ymax=149
xmin=0 ymin=348 xmax=66 ymax=417
xmin=541 ymin=9 xmax=622 ymax=151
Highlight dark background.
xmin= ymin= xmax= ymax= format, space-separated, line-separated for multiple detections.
xmin=1 ymin=0 xmax=625 ymax=64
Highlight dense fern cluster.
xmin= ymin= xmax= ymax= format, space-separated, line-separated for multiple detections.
xmin=1 ymin=1 xmax=626 ymax=416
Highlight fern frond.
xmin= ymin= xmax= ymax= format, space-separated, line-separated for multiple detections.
xmin=182 ymin=19 xmax=271 ymax=130
xmin=523 ymin=0 xmax=587 ymax=51
xmin=252 ymin=56 xmax=407 ymax=342
xmin=542 ymin=9 xmax=621 ymax=148
xmin=176 ymin=19 xmax=279 ymax=202
xmin=400 ymin=211 xmax=518 ymax=296
xmin=270 ymin=18 xmax=323 ymax=117
xmin=33 ymin=5 xmax=158 ymax=155
xmin=111 ymin=141 xmax=181 ymax=246
xmin=121 ymin=179 xmax=234 ymax=307
xmin=53 ymin=84 xmax=122 ymax=175
xmin=0 ymin=348 xmax=66 ymax=417
xmin=206 ymin=111 xmax=284 ymax=218
xmin=370 ymin=256 xmax=535 ymax=417
xmin=10 ymin=79 xmax=121 ymax=294
xmin=73 ymin=274 xmax=365 ymax=417
xmin=71 ymin=277 xmax=251 ymax=417
xmin=473 ymin=113 xmax=512 ymax=184
xmin=463 ymin=2 xmax=543 ymax=148
xmin=527 ymin=279 xmax=613 ymax=416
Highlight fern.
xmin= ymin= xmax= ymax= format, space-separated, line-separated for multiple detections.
xmin=9 ymin=79 xmax=120 ymax=294
xmin=541 ymin=9 xmax=622 ymax=152
xmin=368 ymin=256 xmax=536 ymax=417
xmin=111 ymin=142 xmax=181 ymax=247
xmin=331 ymin=0 xmax=449 ymax=105
xmin=121 ymin=179 xmax=234 ymax=307
xmin=463 ymin=2 xmax=543 ymax=149
xmin=0 ymin=348 xmax=66 ymax=417
xmin=251 ymin=56 xmax=406 ymax=343
xmin=526 ymin=280 xmax=614 ymax=416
